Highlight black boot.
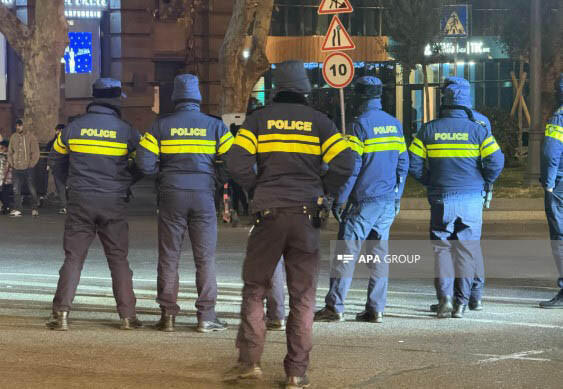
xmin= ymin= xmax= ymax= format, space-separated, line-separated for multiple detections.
xmin=452 ymin=303 xmax=467 ymax=318
xmin=539 ymin=289 xmax=563 ymax=309
xmin=468 ymin=299 xmax=483 ymax=311
xmin=436 ymin=296 xmax=453 ymax=318
xmin=46 ymin=311 xmax=69 ymax=331
xmin=155 ymin=312 xmax=175 ymax=332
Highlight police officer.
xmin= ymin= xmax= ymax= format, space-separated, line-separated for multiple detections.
xmin=539 ymin=73 xmax=563 ymax=309
xmin=224 ymin=61 xmax=354 ymax=388
xmin=136 ymin=74 xmax=232 ymax=332
xmin=314 ymin=76 xmax=409 ymax=324
xmin=409 ymin=77 xmax=504 ymax=319
xmin=47 ymin=78 xmax=142 ymax=331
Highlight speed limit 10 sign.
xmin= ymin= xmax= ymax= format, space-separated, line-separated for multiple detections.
xmin=322 ymin=51 xmax=355 ymax=89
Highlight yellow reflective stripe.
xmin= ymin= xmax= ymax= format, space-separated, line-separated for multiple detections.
xmin=143 ymin=132 xmax=158 ymax=145
xmin=69 ymin=144 xmax=128 ymax=156
xmin=364 ymin=136 xmax=405 ymax=145
xmin=218 ymin=136 xmax=234 ymax=155
xmin=364 ymin=143 xmax=406 ymax=153
xmin=481 ymin=143 xmax=500 ymax=158
xmin=234 ymin=135 xmax=257 ymax=155
xmin=161 ymin=139 xmax=216 ymax=146
xmin=69 ymin=138 xmax=127 ymax=149
xmin=220 ymin=132 xmax=234 ymax=145
xmin=53 ymin=134 xmax=68 ymax=155
xmin=160 ymin=145 xmax=216 ymax=154
xmin=238 ymin=129 xmax=257 ymax=147
xmin=545 ymin=125 xmax=563 ymax=143
xmin=258 ymin=133 xmax=320 ymax=144
xmin=409 ymin=140 xmax=426 ymax=159
xmin=140 ymin=137 xmax=159 ymax=155
xmin=481 ymin=136 xmax=494 ymax=147
xmin=258 ymin=142 xmax=321 ymax=155
xmin=346 ymin=136 xmax=364 ymax=156
xmin=323 ymin=138 xmax=349 ymax=163
xmin=427 ymin=149 xmax=480 ymax=158
xmin=427 ymin=143 xmax=479 ymax=150
xmin=321 ymin=133 xmax=343 ymax=154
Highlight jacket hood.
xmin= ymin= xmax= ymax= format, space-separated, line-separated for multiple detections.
xmin=172 ymin=74 xmax=202 ymax=103
xmin=360 ymin=98 xmax=382 ymax=112
xmin=175 ymin=101 xmax=201 ymax=112
xmin=442 ymin=77 xmax=472 ymax=108
xmin=273 ymin=60 xmax=312 ymax=94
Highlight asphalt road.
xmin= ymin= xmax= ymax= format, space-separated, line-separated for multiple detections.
xmin=0 ymin=192 xmax=561 ymax=388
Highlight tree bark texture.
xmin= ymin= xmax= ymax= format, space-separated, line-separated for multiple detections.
xmin=0 ymin=1 xmax=68 ymax=143
xmin=219 ymin=0 xmax=274 ymax=115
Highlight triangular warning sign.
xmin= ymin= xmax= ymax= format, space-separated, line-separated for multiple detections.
xmin=321 ymin=15 xmax=356 ymax=52
xmin=318 ymin=0 xmax=353 ymax=15
xmin=443 ymin=11 xmax=466 ymax=35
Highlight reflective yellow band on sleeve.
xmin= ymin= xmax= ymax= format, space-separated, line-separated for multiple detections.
xmin=69 ymin=144 xmax=129 ymax=156
xmin=220 ymin=132 xmax=234 ymax=145
xmin=409 ymin=142 xmax=426 ymax=159
xmin=258 ymin=142 xmax=321 ymax=155
xmin=346 ymin=136 xmax=364 ymax=155
xmin=143 ymin=132 xmax=158 ymax=146
xmin=238 ymin=129 xmax=257 ymax=147
xmin=160 ymin=145 xmax=216 ymax=154
xmin=234 ymin=135 xmax=257 ymax=155
xmin=53 ymin=134 xmax=68 ymax=155
xmin=323 ymin=138 xmax=349 ymax=163
xmin=139 ymin=136 xmax=159 ymax=155
xmin=412 ymin=137 xmax=426 ymax=150
xmin=427 ymin=149 xmax=480 ymax=158
xmin=480 ymin=143 xmax=501 ymax=158
xmin=321 ymin=133 xmax=344 ymax=154
xmin=545 ymin=125 xmax=563 ymax=143
xmin=218 ymin=136 xmax=234 ymax=155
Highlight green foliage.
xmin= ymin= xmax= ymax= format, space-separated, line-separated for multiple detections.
xmin=476 ymin=106 xmax=521 ymax=167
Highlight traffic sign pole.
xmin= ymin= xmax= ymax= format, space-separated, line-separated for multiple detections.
xmin=339 ymin=88 xmax=346 ymax=134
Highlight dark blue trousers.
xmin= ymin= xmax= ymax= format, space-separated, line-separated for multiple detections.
xmin=544 ymin=181 xmax=563 ymax=289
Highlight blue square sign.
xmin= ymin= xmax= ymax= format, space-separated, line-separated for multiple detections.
xmin=64 ymin=32 xmax=93 ymax=74
xmin=441 ymin=5 xmax=469 ymax=37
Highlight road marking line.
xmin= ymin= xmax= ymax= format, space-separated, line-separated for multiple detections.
xmin=477 ymin=350 xmax=551 ymax=363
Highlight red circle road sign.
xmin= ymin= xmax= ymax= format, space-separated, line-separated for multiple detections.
xmin=322 ymin=51 xmax=355 ymax=89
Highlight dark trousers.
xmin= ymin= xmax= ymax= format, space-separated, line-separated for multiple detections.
xmin=0 ymin=184 xmax=12 ymax=210
xmin=13 ymin=168 xmax=39 ymax=211
xmin=266 ymin=257 xmax=286 ymax=321
xmin=157 ymin=190 xmax=218 ymax=320
xmin=545 ymin=181 xmax=563 ymax=288
xmin=54 ymin=175 xmax=67 ymax=208
xmin=52 ymin=192 xmax=137 ymax=318
xmin=236 ymin=211 xmax=320 ymax=377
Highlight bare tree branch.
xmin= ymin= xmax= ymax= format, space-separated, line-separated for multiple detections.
xmin=0 ymin=4 xmax=32 ymax=57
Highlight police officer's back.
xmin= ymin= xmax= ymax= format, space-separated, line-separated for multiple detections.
xmin=409 ymin=77 xmax=504 ymax=319
xmin=136 ymin=74 xmax=233 ymax=332
xmin=47 ymin=78 xmax=142 ymax=331
xmin=224 ymin=60 xmax=354 ymax=388
xmin=540 ymin=73 xmax=563 ymax=308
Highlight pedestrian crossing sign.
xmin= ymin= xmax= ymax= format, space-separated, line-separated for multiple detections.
xmin=441 ymin=5 xmax=469 ymax=37
xmin=318 ymin=0 xmax=353 ymax=15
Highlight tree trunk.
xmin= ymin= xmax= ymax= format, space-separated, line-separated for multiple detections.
xmin=219 ymin=0 xmax=274 ymax=115
xmin=0 ymin=1 xmax=67 ymax=143
xmin=422 ymin=64 xmax=431 ymax=123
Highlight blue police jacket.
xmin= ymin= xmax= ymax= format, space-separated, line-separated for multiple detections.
xmin=408 ymin=107 xmax=505 ymax=195
xmin=136 ymin=102 xmax=234 ymax=191
xmin=541 ymin=105 xmax=563 ymax=189
xmin=337 ymin=98 xmax=409 ymax=205
xmin=48 ymin=103 xmax=141 ymax=196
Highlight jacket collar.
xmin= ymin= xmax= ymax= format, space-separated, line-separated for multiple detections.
xmin=87 ymin=102 xmax=121 ymax=117
xmin=360 ymin=98 xmax=382 ymax=112
xmin=175 ymin=101 xmax=201 ymax=112
xmin=273 ymin=91 xmax=308 ymax=105
xmin=440 ymin=108 xmax=472 ymax=119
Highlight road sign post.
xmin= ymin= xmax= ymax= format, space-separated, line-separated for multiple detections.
xmin=318 ymin=0 xmax=355 ymax=133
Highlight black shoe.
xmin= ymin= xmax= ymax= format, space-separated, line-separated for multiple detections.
xmin=120 ymin=317 xmax=143 ymax=330
xmin=355 ymin=310 xmax=383 ymax=323
xmin=155 ymin=313 xmax=175 ymax=332
xmin=452 ymin=303 xmax=467 ymax=318
xmin=468 ymin=299 xmax=483 ymax=311
xmin=197 ymin=318 xmax=227 ymax=333
xmin=266 ymin=318 xmax=286 ymax=331
xmin=430 ymin=303 xmax=439 ymax=312
xmin=539 ymin=290 xmax=563 ymax=309
xmin=436 ymin=296 xmax=453 ymax=318
xmin=223 ymin=363 xmax=263 ymax=381
xmin=286 ymin=375 xmax=311 ymax=389
xmin=46 ymin=311 xmax=69 ymax=331
xmin=314 ymin=307 xmax=344 ymax=322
